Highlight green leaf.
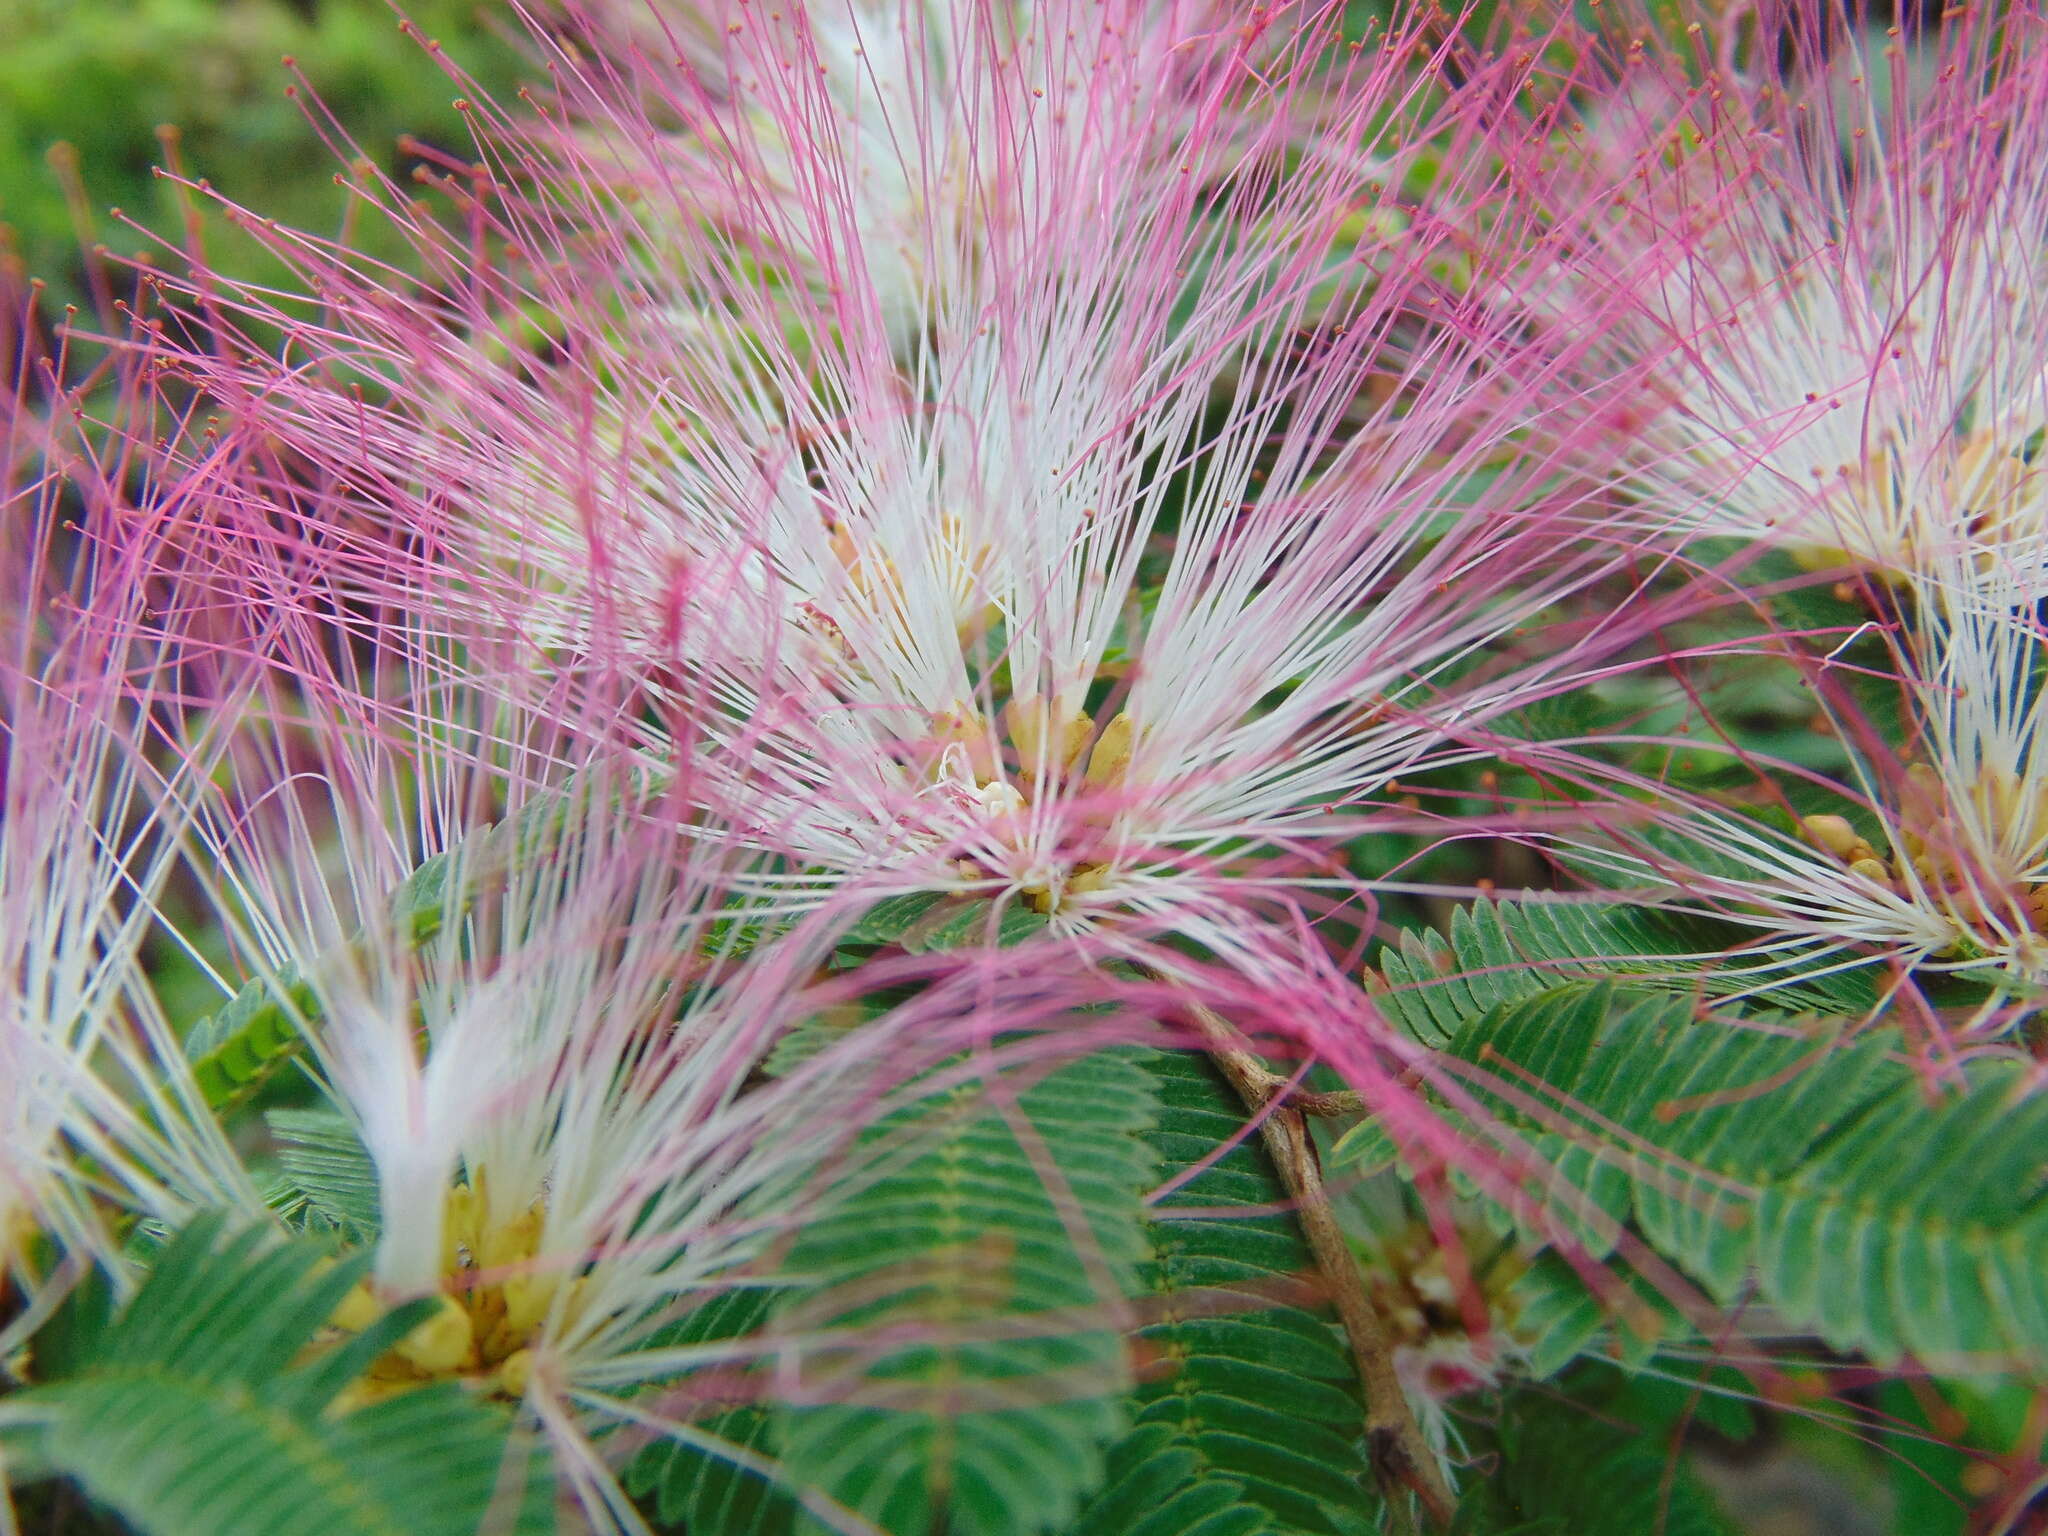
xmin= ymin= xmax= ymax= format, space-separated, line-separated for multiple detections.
xmin=3 ymin=1213 xmax=552 ymax=1536
xmin=837 ymin=892 xmax=1050 ymax=953
xmin=1371 ymin=898 xmax=1881 ymax=1048
xmin=1456 ymin=1377 xmax=1740 ymax=1536
xmin=266 ymin=1107 xmax=381 ymax=1239
xmin=838 ymin=892 xmax=952 ymax=947
xmin=771 ymin=1048 xmax=1162 ymax=1536
xmin=623 ymin=1289 xmax=796 ymax=1536
xmin=1401 ymin=982 xmax=2048 ymax=1372
xmin=1502 ymin=1252 xmax=1678 ymax=1379
xmin=1073 ymin=1049 xmax=1376 ymax=1536
xmin=184 ymin=968 xmax=320 ymax=1114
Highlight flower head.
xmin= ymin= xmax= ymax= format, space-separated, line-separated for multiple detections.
xmin=1 ymin=331 xmax=259 ymax=1327
xmin=155 ymin=537 xmax=1156 ymax=1524
xmin=157 ymin=2 xmax=1643 ymax=969
xmin=1531 ymin=4 xmax=2048 ymax=583
xmin=582 ymin=0 xmax=1261 ymax=342
xmin=1540 ymin=591 xmax=2048 ymax=1004
xmin=1440 ymin=6 xmax=2048 ymax=1016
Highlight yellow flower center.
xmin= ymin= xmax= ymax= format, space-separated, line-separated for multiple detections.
xmin=1812 ymin=428 xmax=2038 ymax=577
xmin=328 ymin=1170 xmax=587 ymax=1406
xmin=1802 ymin=763 xmax=2048 ymax=962
xmin=933 ymin=695 xmax=1138 ymax=914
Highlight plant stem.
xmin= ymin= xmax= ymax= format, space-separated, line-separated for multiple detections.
xmin=1187 ymin=998 xmax=1456 ymax=1529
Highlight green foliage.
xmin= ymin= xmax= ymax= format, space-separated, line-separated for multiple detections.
xmin=1453 ymin=1376 xmax=1741 ymax=1536
xmin=1502 ymin=1250 xmax=1687 ymax=1379
xmin=1345 ymin=982 xmax=2048 ymax=1373
xmin=265 ymin=1106 xmax=381 ymax=1240
xmin=184 ymin=967 xmax=320 ymax=1112
xmin=0 ymin=0 xmax=529 ymax=314
xmin=1372 ymin=896 xmax=1881 ymax=1047
xmin=1073 ymin=1049 xmax=1377 ymax=1536
xmin=768 ymin=1049 xmax=1161 ymax=1536
xmin=836 ymin=890 xmax=1051 ymax=953
xmin=623 ymin=1289 xmax=797 ymax=1536
xmin=2 ymin=1214 xmax=551 ymax=1536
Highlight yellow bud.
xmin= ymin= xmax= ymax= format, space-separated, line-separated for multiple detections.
xmin=1848 ymin=857 xmax=1891 ymax=883
xmin=1790 ymin=543 xmax=1855 ymax=573
xmin=1799 ymin=815 xmax=1862 ymax=858
xmin=495 ymin=1348 xmax=534 ymax=1400
xmin=478 ymin=1205 xmax=544 ymax=1272
xmin=934 ymin=705 xmax=1000 ymax=785
xmin=392 ymin=1293 xmax=476 ymax=1376
xmin=1057 ymin=716 xmax=1092 ymax=772
xmin=1084 ymin=712 xmax=1135 ymax=788
xmin=1904 ymin=762 xmax=1944 ymax=805
xmin=1003 ymin=695 xmax=1047 ymax=769
xmin=443 ymin=1181 xmax=482 ymax=1271
xmin=1066 ymin=863 xmax=1114 ymax=897
xmin=1005 ymin=696 xmax=1093 ymax=775
xmin=329 ymin=1279 xmax=380 ymax=1334
xmin=501 ymin=1270 xmax=559 ymax=1335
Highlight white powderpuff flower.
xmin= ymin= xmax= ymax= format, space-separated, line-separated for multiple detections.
xmin=162 ymin=577 xmax=1146 ymax=1531
xmin=422 ymin=1 xmax=1637 ymax=957
xmin=1 ymin=389 xmax=262 ymax=1336
xmin=593 ymin=0 xmax=1250 ymax=342
xmin=1529 ymin=7 xmax=2048 ymax=585
xmin=136 ymin=2 xmax=1641 ymax=969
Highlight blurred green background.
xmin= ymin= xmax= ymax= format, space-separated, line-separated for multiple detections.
xmin=0 ymin=0 xmax=529 ymax=317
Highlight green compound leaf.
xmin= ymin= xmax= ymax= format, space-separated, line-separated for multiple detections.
xmin=623 ymin=1289 xmax=796 ymax=1536
xmin=1360 ymin=982 xmax=2048 ymax=1373
xmin=1500 ymin=1250 xmax=1685 ymax=1379
xmin=771 ymin=1048 xmax=1162 ymax=1536
xmin=837 ymin=891 xmax=1051 ymax=954
xmin=184 ymin=967 xmax=321 ymax=1114
xmin=265 ymin=1106 xmax=382 ymax=1240
xmin=1072 ymin=1049 xmax=1377 ymax=1536
xmin=1454 ymin=1376 xmax=1740 ymax=1536
xmin=1372 ymin=898 xmax=1881 ymax=1047
xmin=2 ymin=1213 xmax=551 ymax=1536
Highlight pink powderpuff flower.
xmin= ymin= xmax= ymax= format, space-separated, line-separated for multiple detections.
xmin=1520 ymin=1 xmax=2048 ymax=585
xmin=156 ymin=544 xmax=1165 ymax=1531
xmin=1475 ymin=5 xmax=2048 ymax=1015
xmin=1499 ymin=579 xmax=2048 ymax=1016
xmin=573 ymin=0 xmax=1266 ymax=343
xmin=1 ymin=321 xmax=264 ymax=1339
xmin=143 ymin=0 xmax=1655 ymax=974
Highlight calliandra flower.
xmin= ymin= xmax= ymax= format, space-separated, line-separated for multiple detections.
xmin=140 ymin=1 xmax=1648 ymax=975
xmin=1 ymin=341 xmax=260 ymax=1335
xmin=574 ymin=0 xmax=1329 ymax=344
xmin=1460 ymin=6 xmax=2048 ymax=1011
xmin=1522 ymin=2 xmax=2048 ymax=585
xmin=157 ymin=564 xmax=1158 ymax=1530
xmin=1497 ymin=572 xmax=2048 ymax=1015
